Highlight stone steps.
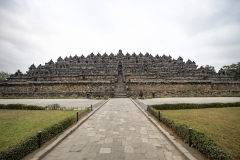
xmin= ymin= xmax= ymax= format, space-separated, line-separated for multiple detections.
xmin=114 ymin=92 xmax=128 ymax=98
xmin=114 ymin=74 xmax=127 ymax=98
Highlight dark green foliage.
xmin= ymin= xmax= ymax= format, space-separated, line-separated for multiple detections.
xmin=223 ymin=62 xmax=240 ymax=81
xmin=0 ymin=71 xmax=11 ymax=83
xmin=203 ymin=65 xmax=216 ymax=73
xmin=191 ymin=130 xmax=231 ymax=160
xmin=150 ymin=102 xmax=240 ymax=110
xmin=0 ymin=104 xmax=44 ymax=110
xmin=0 ymin=108 xmax=89 ymax=160
xmin=0 ymin=135 xmax=38 ymax=160
xmin=147 ymin=105 xmax=232 ymax=160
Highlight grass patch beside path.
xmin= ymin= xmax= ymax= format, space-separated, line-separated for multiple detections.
xmin=0 ymin=110 xmax=77 ymax=151
xmin=161 ymin=107 xmax=240 ymax=160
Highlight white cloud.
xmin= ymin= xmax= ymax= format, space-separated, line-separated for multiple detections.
xmin=0 ymin=0 xmax=239 ymax=73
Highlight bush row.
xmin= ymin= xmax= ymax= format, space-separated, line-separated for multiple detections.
xmin=150 ymin=102 xmax=240 ymax=110
xmin=0 ymin=108 xmax=90 ymax=160
xmin=148 ymin=105 xmax=232 ymax=160
xmin=0 ymin=104 xmax=44 ymax=110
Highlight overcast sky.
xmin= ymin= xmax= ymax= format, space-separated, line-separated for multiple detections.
xmin=0 ymin=0 xmax=240 ymax=74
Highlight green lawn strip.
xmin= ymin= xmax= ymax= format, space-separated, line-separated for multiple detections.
xmin=0 ymin=110 xmax=79 ymax=151
xmin=161 ymin=107 xmax=240 ymax=160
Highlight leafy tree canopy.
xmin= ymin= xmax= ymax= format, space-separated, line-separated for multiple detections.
xmin=223 ymin=62 xmax=240 ymax=81
xmin=201 ymin=65 xmax=216 ymax=73
xmin=0 ymin=71 xmax=11 ymax=83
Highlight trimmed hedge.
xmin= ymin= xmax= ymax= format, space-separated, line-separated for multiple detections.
xmin=0 ymin=108 xmax=90 ymax=160
xmin=148 ymin=105 xmax=232 ymax=160
xmin=151 ymin=102 xmax=240 ymax=110
xmin=0 ymin=104 xmax=44 ymax=110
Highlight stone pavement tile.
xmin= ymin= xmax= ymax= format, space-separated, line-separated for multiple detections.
xmin=144 ymin=152 xmax=158 ymax=159
xmin=130 ymin=127 xmax=135 ymax=130
xmin=94 ymin=134 xmax=103 ymax=137
xmin=95 ymin=153 xmax=114 ymax=160
xmin=62 ymin=141 xmax=76 ymax=147
xmin=124 ymin=146 xmax=134 ymax=153
xmin=125 ymin=153 xmax=146 ymax=160
xmin=87 ymin=132 xmax=96 ymax=137
xmin=157 ymin=150 xmax=167 ymax=160
xmin=144 ymin=143 xmax=158 ymax=152
xmin=42 ymin=156 xmax=54 ymax=160
xmin=77 ymin=135 xmax=91 ymax=141
xmin=75 ymin=140 xmax=87 ymax=145
xmin=126 ymin=136 xmax=132 ymax=140
xmin=164 ymin=151 xmax=173 ymax=160
xmin=131 ymin=142 xmax=142 ymax=148
xmin=134 ymin=146 xmax=147 ymax=154
xmin=85 ymin=142 xmax=98 ymax=146
xmin=166 ymin=144 xmax=175 ymax=151
xmin=79 ymin=146 xmax=91 ymax=155
xmin=47 ymin=150 xmax=62 ymax=157
xmin=159 ymin=140 xmax=168 ymax=145
xmin=101 ymin=143 xmax=112 ymax=148
xmin=113 ymin=150 xmax=125 ymax=159
xmin=105 ymin=137 xmax=113 ymax=143
xmin=60 ymin=147 xmax=71 ymax=152
xmin=112 ymin=146 xmax=124 ymax=152
xmin=100 ymin=148 xmax=111 ymax=153
xmin=122 ymin=140 xmax=131 ymax=146
xmin=142 ymin=137 xmax=149 ymax=143
xmin=112 ymin=141 xmax=122 ymax=146
xmin=89 ymin=145 xmax=101 ymax=153
xmin=148 ymin=138 xmax=159 ymax=144
xmin=83 ymin=152 xmax=97 ymax=159
xmin=70 ymin=144 xmax=84 ymax=152
xmin=90 ymin=136 xmax=101 ymax=142
xmin=141 ymin=134 xmax=150 ymax=138
xmin=140 ymin=130 xmax=148 ymax=135
xmin=56 ymin=152 xmax=83 ymax=160
xmin=173 ymin=156 xmax=183 ymax=160
xmin=149 ymin=135 xmax=160 ymax=139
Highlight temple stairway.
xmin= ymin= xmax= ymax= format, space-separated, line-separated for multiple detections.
xmin=114 ymin=74 xmax=127 ymax=98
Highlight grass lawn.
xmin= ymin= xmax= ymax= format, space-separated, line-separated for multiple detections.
xmin=161 ymin=107 xmax=240 ymax=160
xmin=0 ymin=110 xmax=78 ymax=151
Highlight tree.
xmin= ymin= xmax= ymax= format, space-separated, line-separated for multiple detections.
xmin=223 ymin=62 xmax=240 ymax=81
xmin=201 ymin=65 xmax=216 ymax=73
xmin=0 ymin=71 xmax=11 ymax=83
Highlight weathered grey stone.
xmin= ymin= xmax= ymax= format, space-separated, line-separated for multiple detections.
xmin=2 ymin=50 xmax=239 ymax=98
xmin=70 ymin=144 xmax=84 ymax=152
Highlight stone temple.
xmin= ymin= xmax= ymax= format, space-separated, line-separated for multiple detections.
xmin=0 ymin=50 xmax=239 ymax=98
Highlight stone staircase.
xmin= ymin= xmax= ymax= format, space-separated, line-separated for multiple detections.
xmin=114 ymin=74 xmax=127 ymax=98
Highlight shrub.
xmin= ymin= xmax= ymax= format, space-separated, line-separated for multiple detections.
xmin=44 ymin=104 xmax=67 ymax=110
xmin=0 ymin=104 xmax=44 ymax=110
xmin=103 ymin=95 xmax=109 ymax=100
xmin=150 ymin=102 xmax=240 ymax=110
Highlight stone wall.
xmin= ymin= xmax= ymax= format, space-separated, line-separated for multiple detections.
xmin=0 ymin=81 xmax=115 ymax=98
xmin=126 ymin=81 xmax=240 ymax=98
xmin=1 ymin=50 xmax=240 ymax=98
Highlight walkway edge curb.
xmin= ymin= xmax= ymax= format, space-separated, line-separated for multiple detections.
xmin=31 ymin=99 xmax=110 ymax=160
xmin=130 ymin=98 xmax=197 ymax=160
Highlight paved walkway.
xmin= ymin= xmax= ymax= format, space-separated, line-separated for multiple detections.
xmin=0 ymin=99 xmax=105 ymax=110
xmin=141 ymin=97 xmax=240 ymax=105
xmin=42 ymin=98 xmax=186 ymax=160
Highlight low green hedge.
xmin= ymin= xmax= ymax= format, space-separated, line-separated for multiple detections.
xmin=151 ymin=102 xmax=240 ymax=110
xmin=0 ymin=104 xmax=44 ymax=110
xmin=148 ymin=105 xmax=232 ymax=160
xmin=0 ymin=108 xmax=90 ymax=160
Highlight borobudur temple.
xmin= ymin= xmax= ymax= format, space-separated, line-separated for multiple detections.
xmin=1 ymin=50 xmax=239 ymax=98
